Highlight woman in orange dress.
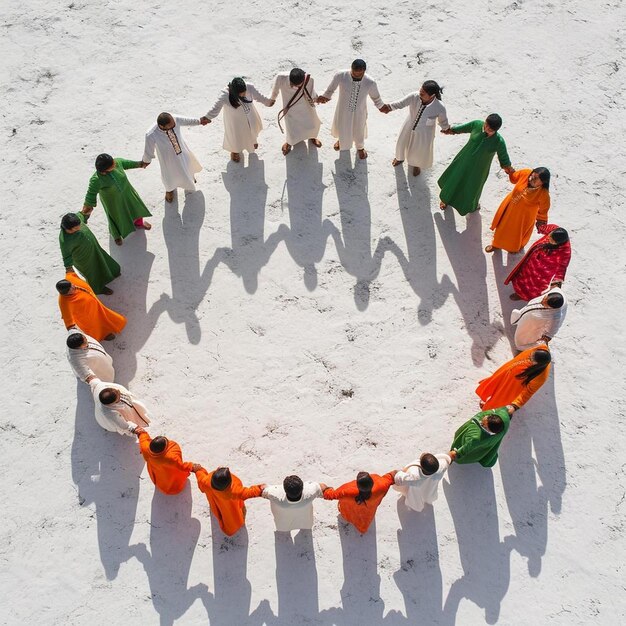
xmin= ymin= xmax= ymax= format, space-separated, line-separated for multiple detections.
xmin=476 ymin=344 xmax=551 ymax=413
xmin=485 ymin=167 xmax=550 ymax=253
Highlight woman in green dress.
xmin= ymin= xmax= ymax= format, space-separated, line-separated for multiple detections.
xmin=60 ymin=210 xmax=120 ymax=295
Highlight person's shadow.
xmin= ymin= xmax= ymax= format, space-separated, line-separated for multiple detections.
xmin=70 ymin=381 xmax=143 ymax=580
xmin=434 ymin=210 xmax=501 ymax=366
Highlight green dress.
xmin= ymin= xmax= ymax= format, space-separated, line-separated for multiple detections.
xmin=84 ymin=158 xmax=152 ymax=240
xmin=450 ymin=408 xmax=511 ymax=467
xmin=59 ymin=212 xmax=121 ymax=294
xmin=437 ymin=120 xmax=511 ymax=216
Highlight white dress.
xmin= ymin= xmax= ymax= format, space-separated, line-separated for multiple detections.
xmin=143 ymin=116 xmax=202 ymax=192
xmin=262 ymin=482 xmax=322 ymax=531
xmin=89 ymin=379 xmax=151 ymax=436
xmin=393 ymin=453 xmax=451 ymax=512
xmin=66 ymin=329 xmax=114 ymax=382
xmin=321 ymin=71 xmax=383 ymax=149
xmin=270 ymin=73 xmax=321 ymax=145
xmin=511 ymin=287 xmax=567 ymax=350
xmin=390 ymin=93 xmax=449 ymax=168
xmin=205 ymin=83 xmax=272 ymax=153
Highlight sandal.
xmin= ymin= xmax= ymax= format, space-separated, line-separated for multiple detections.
xmin=282 ymin=143 xmax=292 ymax=156
xmin=333 ymin=141 xmax=340 ymax=151
xmin=114 ymin=238 xmax=123 ymax=246
xmin=392 ymin=158 xmax=403 ymax=167
xmin=102 ymin=287 xmax=114 ymax=295
xmin=412 ymin=166 xmax=421 ymax=176
xmin=309 ymin=138 xmax=322 ymax=147
xmin=165 ymin=191 xmax=174 ymax=203
xmin=357 ymin=148 xmax=368 ymax=160
xmin=439 ymin=201 xmax=448 ymax=211
xmin=231 ymin=152 xmax=241 ymax=162
xmin=485 ymin=245 xmax=495 ymax=253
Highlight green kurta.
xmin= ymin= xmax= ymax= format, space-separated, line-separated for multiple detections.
xmin=84 ymin=158 xmax=152 ymax=240
xmin=437 ymin=120 xmax=511 ymax=216
xmin=450 ymin=408 xmax=511 ymax=467
xmin=60 ymin=212 xmax=121 ymax=294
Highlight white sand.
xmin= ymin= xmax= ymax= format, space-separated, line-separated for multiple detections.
xmin=2 ymin=0 xmax=625 ymax=624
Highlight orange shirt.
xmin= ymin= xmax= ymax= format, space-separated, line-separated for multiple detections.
xmin=59 ymin=272 xmax=126 ymax=341
xmin=323 ymin=473 xmax=395 ymax=534
xmin=196 ymin=469 xmax=263 ymax=536
xmin=476 ymin=345 xmax=551 ymax=410
xmin=139 ymin=433 xmax=192 ymax=495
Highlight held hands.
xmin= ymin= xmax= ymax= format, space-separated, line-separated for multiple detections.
xmin=199 ymin=116 xmax=211 ymax=125
xmin=134 ymin=426 xmax=146 ymax=435
xmin=506 ymin=404 xmax=517 ymax=415
xmin=316 ymin=96 xmax=330 ymax=104
xmin=503 ymin=166 xmax=515 ymax=175
xmin=379 ymin=104 xmax=392 ymax=114
xmin=139 ymin=161 xmax=150 ymax=169
xmin=191 ymin=463 xmax=203 ymax=473
xmin=440 ymin=128 xmax=455 ymax=135
xmin=82 ymin=205 xmax=94 ymax=215
xmin=268 ymin=99 xmax=276 ymax=107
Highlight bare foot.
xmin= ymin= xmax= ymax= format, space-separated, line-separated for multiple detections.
xmin=357 ymin=148 xmax=368 ymax=160
xmin=333 ymin=141 xmax=340 ymax=151
xmin=282 ymin=143 xmax=292 ymax=156
xmin=309 ymin=138 xmax=322 ymax=147
xmin=231 ymin=152 xmax=241 ymax=162
xmin=115 ymin=238 xmax=123 ymax=246
xmin=392 ymin=158 xmax=403 ymax=167
xmin=139 ymin=221 xmax=152 ymax=231
xmin=254 ymin=143 xmax=259 ymax=149
xmin=485 ymin=245 xmax=496 ymax=253
xmin=412 ymin=166 xmax=421 ymax=176
xmin=102 ymin=287 xmax=114 ymax=295
xmin=439 ymin=201 xmax=448 ymax=211
xmin=165 ymin=191 xmax=174 ymax=203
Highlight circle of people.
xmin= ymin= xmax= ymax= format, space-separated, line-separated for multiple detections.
xmin=57 ymin=59 xmax=572 ymax=537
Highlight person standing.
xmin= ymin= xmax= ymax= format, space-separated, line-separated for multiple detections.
xmin=437 ymin=114 xmax=514 ymax=215
xmin=60 ymin=210 xmax=120 ymax=295
xmin=393 ymin=453 xmax=451 ymax=512
xmin=270 ymin=67 xmax=322 ymax=156
xmin=66 ymin=329 xmax=115 ymax=382
xmin=387 ymin=80 xmax=450 ymax=176
xmin=143 ymin=112 xmax=203 ymax=203
xmin=317 ymin=59 xmax=387 ymax=159
xmin=486 ymin=167 xmax=551 ymax=253
xmin=510 ymin=287 xmax=567 ymax=350
xmin=201 ymin=77 xmax=274 ymax=163
xmin=83 ymin=153 xmax=152 ymax=246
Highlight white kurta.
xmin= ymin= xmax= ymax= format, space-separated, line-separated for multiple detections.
xmin=89 ymin=379 xmax=151 ymax=436
xmin=393 ymin=453 xmax=451 ymax=512
xmin=66 ymin=329 xmax=114 ymax=382
xmin=511 ymin=287 xmax=567 ymax=350
xmin=270 ymin=73 xmax=321 ymax=145
xmin=390 ymin=93 xmax=449 ymax=168
xmin=143 ymin=116 xmax=202 ymax=192
xmin=262 ymin=482 xmax=322 ymax=531
xmin=321 ymin=71 xmax=384 ymax=149
xmin=205 ymin=84 xmax=272 ymax=153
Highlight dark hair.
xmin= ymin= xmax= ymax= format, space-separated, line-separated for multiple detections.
xmin=157 ymin=112 xmax=173 ymax=127
xmin=486 ymin=414 xmax=505 ymax=434
xmin=95 ymin=153 xmax=114 ymax=173
xmin=283 ymin=475 xmax=304 ymax=501
xmin=99 ymin=388 xmax=118 ymax=405
xmin=211 ymin=467 xmax=232 ymax=491
xmin=56 ymin=279 xmax=72 ymax=295
xmin=289 ymin=68 xmax=306 ymax=86
xmin=420 ymin=453 xmax=440 ymax=476
xmin=422 ymin=80 xmax=443 ymax=100
xmin=149 ymin=436 xmax=167 ymax=454
xmin=66 ymin=332 xmax=85 ymax=349
xmin=532 ymin=167 xmax=550 ymax=191
xmin=351 ymin=59 xmax=366 ymax=71
xmin=228 ymin=77 xmax=248 ymax=108
xmin=61 ymin=213 xmax=81 ymax=231
xmin=550 ymin=227 xmax=569 ymax=245
xmin=485 ymin=113 xmax=502 ymax=132
xmin=516 ymin=348 xmax=551 ymax=386
xmin=355 ymin=471 xmax=374 ymax=505
xmin=546 ymin=292 xmax=564 ymax=308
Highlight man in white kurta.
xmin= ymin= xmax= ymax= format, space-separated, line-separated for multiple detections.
xmin=511 ymin=286 xmax=567 ymax=350
xmin=317 ymin=59 xmax=385 ymax=158
xmin=393 ymin=453 xmax=451 ymax=512
xmin=262 ymin=476 xmax=324 ymax=531
xmin=143 ymin=112 xmax=202 ymax=202
xmin=66 ymin=329 xmax=115 ymax=382
xmin=88 ymin=377 xmax=151 ymax=436
xmin=270 ymin=68 xmax=321 ymax=155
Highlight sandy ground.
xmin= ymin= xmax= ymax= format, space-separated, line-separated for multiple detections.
xmin=2 ymin=0 xmax=626 ymax=624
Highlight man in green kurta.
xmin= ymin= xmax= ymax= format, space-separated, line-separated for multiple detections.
xmin=60 ymin=210 xmax=120 ymax=295
xmin=438 ymin=114 xmax=514 ymax=216
xmin=83 ymin=153 xmax=152 ymax=245
xmin=449 ymin=407 xmax=511 ymax=467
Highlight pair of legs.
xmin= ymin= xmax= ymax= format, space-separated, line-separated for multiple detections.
xmin=230 ymin=144 xmax=258 ymax=163
xmin=392 ymin=158 xmax=421 ymax=177
xmin=114 ymin=217 xmax=151 ymax=246
xmin=333 ymin=140 xmax=367 ymax=160
xmin=282 ymin=138 xmax=322 ymax=156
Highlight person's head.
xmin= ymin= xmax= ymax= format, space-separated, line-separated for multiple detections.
xmin=95 ymin=153 xmax=114 ymax=173
xmin=228 ymin=77 xmax=247 ymax=108
xmin=419 ymin=453 xmax=440 ymax=476
xmin=66 ymin=332 xmax=87 ymax=349
xmin=548 ymin=227 xmax=569 ymax=246
xmin=420 ymin=80 xmax=443 ymax=102
xmin=149 ymin=436 xmax=168 ymax=454
xmin=289 ymin=67 xmax=306 ymax=87
xmin=351 ymin=58 xmax=366 ymax=80
xmin=544 ymin=292 xmax=564 ymax=309
xmin=482 ymin=413 xmax=505 ymax=434
xmin=56 ymin=279 xmax=73 ymax=295
xmin=516 ymin=348 xmax=552 ymax=386
xmin=484 ymin=113 xmax=502 ymax=135
xmin=355 ymin=471 xmax=374 ymax=504
xmin=528 ymin=167 xmax=550 ymax=190
xmin=283 ymin=475 xmax=304 ymax=501
xmin=157 ymin=112 xmax=175 ymax=130
xmin=99 ymin=387 xmax=120 ymax=405
xmin=61 ymin=213 xmax=81 ymax=233
xmin=211 ymin=467 xmax=233 ymax=491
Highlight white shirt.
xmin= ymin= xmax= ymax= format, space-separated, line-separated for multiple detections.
xmin=511 ymin=287 xmax=567 ymax=350
xmin=89 ymin=379 xmax=151 ymax=436
xmin=393 ymin=454 xmax=451 ymax=512
xmin=262 ymin=482 xmax=323 ymax=531
xmin=66 ymin=329 xmax=114 ymax=382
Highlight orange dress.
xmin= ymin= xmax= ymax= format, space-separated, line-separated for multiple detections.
xmin=323 ymin=472 xmax=395 ymax=534
xmin=476 ymin=345 xmax=551 ymax=410
xmin=58 ymin=272 xmax=126 ymax=341
xmin=139 ymin=433 xmax=193 ymax=495
xmin=196 ymin=469 xmax=263 ymax=536
xmin=490 ymin=169 xmax=550 ymax=252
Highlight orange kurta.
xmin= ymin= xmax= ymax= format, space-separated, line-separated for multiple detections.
xmin=490 ymin=169 xmax=550 ymax=252
xmin=476 ymin=345 xmax=551 ymax=410
xmin=139 ymin=432 xmax=193 ymax=495
xmin=323 ymin=472 xmax=395 ymax=534
xmin=58 ymin=272 xmax=126 ymax=341
xmin=196 ymin=469 xmax=263 ymax=536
